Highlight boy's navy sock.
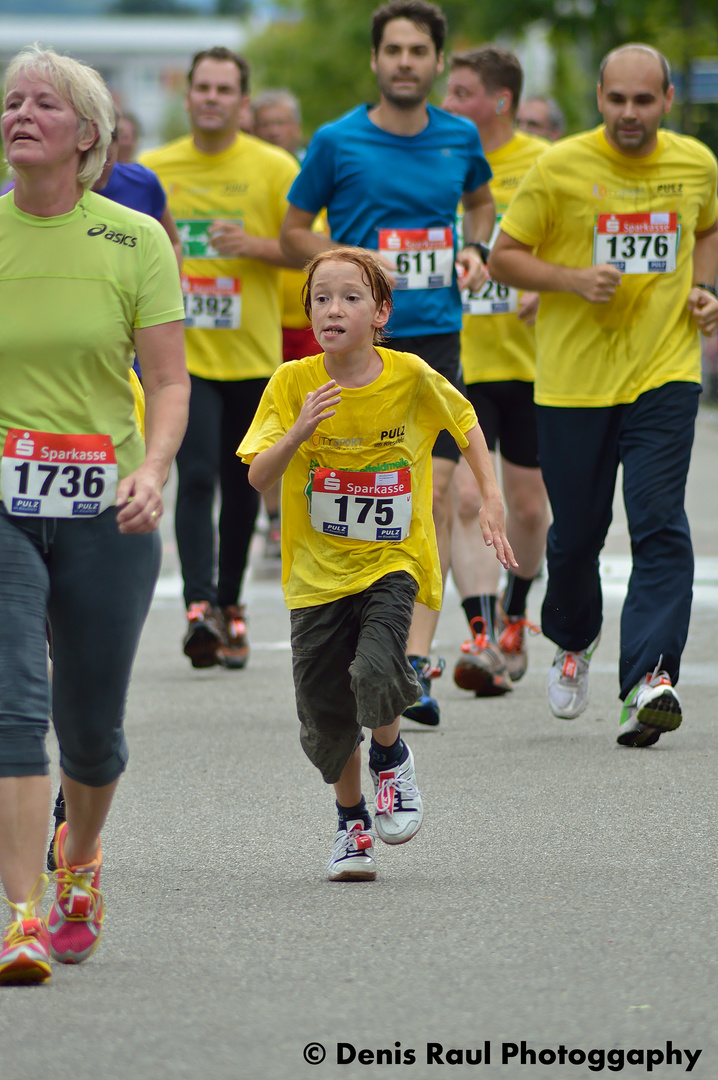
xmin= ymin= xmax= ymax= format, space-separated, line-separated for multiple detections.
xmin=336 ymin=796 xmax=371 ymax=830
xmin=369 ymin=734 xmax=408 ymax=771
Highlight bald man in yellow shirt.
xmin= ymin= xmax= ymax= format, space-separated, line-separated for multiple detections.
xmin=490 ymin=44 xmax=718 ymax=746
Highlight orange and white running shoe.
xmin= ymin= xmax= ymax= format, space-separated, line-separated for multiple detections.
xmin=498 ymin=612 xmax=541 ymax=683
xmin=47 ymin=822 xmax=104 ymax=964
xmin=0 ymin=875 xmax=51 ymax=986
xmin=454 ymin=617 xmax=513 ymax=697
xmin=217 ymin=604 xmax=250 ymax=669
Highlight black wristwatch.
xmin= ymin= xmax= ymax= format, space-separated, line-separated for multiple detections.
xmin=462 ymin=241 xmax=491 ymax=264
xmin=695 ymin=282 xmax=718 ymax=298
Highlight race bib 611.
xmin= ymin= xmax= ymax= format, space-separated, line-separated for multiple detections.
xmin=378 ymin=228 xmax=454 ymax=290
xmin=1 ymin=430 xmax=118 ymax=518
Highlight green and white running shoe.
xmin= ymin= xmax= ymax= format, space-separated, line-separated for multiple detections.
xmin=617 ymin=666 xmax=682 ymax=747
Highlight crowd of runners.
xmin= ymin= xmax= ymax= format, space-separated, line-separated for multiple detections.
xmin=1 ymin=0 xmax=717 ymax=984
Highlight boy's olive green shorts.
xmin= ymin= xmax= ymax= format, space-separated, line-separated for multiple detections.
xmin=289 ymin=571 xmax=422 ymax=784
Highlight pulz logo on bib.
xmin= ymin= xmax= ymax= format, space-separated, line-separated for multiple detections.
xmin=310 ymin=467 xmax=412 ymax=542
xmin=1 ymin=430 xmax=118 ymax=518
xmin=378 ymin=228 xmax=454 ymax=290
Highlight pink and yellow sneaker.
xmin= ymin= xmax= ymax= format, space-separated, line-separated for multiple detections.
xmin=0 ymin=875 xmax=51 ymax=986
xmin=47 ymin=823 xmax=104 ymax=964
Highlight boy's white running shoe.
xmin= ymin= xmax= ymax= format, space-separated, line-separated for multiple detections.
xmin=326 ymin=820 xmax=376 ymax=881
xmin=547 ymin=633 xmax=601 ymax=719
xmin=370 ymin=745 xmax=423 ymax=845
xmin=617 ymin=666 xmax=682 ymax=747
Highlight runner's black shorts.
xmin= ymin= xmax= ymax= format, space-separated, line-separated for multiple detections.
xmin=390 ymin=332 xmax=465 ymax=462
xmin=465 ymin=379 xmax=540 ymax=469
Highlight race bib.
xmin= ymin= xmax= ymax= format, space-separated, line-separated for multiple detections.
xmin=593 ymin=212 xmax=679 ymax=274
xmin=463 ymin=278 xmax=519 ymax=316
xmin=378 ymin=228 xmax=454 ymax=290
xmin=1 ymin=430 xmax=117 ymax=518
xmin=182 ymin=276 xmax=241 ymax=329
xmin=459 ymin=217 xmax=518 ymax=315
xmin=310 ymin=467 xmax=412 ymax=542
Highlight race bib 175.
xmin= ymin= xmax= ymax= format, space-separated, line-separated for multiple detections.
xmin=309 ymin=467 xmax=412 ymax=541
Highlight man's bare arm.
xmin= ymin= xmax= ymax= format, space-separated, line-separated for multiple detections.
xmin=280 ymin=204 xmax=336 ymax=268
xmin=688 ymin=222 xmax=718 ymax=335
xmin=489 ymin=231 xmax=622 ymax=304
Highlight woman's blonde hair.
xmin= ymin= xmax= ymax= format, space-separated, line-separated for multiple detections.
xmin=4 ymin=44 xmax=114 ymax=188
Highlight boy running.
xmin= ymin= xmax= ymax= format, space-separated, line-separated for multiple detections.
xmin=239 ymin=250 xmax=515 ymax=880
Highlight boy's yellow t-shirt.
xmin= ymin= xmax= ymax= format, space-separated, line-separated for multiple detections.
xmin=140 ymin=134 xmax=299 ymax=381
xmin=238 ymin=347 xmax=477 ymax=610
xmin=500 ymin=126 xmax=718 ymax=407
xmin=461 ymin=131 xmax=549 ymax=385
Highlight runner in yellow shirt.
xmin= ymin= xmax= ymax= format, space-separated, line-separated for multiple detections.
xmin=239 ymin=249 xmax=515 ymax=880
xmin=516 ymin=96 xmax=565 ymax=142
xmin=141 ymin=47 xmax=298 ymax=670
xmin=490 ymin=44 xmax=718 ymax=745
xmin=442 ymin=46 xmax=551 ymax=696
xmin=253 ymin=88 xmax=320 ymax=557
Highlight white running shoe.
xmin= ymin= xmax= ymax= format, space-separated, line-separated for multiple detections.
xmin=617 ymin=664 xmax=682 ymax=747
xmin=547 ymin=633 xmax=601 ymax=719
xmin=326 ymin=820 xmax=376 ymax=881
xmin=369 ymin=745 xmax=423 ymax=845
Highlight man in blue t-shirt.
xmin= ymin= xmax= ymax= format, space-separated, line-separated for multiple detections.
xmin=280 ymin=0 xmax=496 ymax=727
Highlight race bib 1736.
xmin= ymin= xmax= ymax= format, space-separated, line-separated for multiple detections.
xmin=1 ymin=430 xmax=118 ymax=518
xmin=309 ymin=467 xmax=412 ymax=542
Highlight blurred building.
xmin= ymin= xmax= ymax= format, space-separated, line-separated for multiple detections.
xmin=0 ymin=16 xmax=248 ymax=150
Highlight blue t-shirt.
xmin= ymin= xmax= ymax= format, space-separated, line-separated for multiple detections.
xmin=98 ymin=162 xmax=167 ymax=221
xmin=288 ymin=104 xmax=491 ymax=337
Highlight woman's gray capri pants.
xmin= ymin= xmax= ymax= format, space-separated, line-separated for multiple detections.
xmin=0 ymin=504 xmax=160 ymax=785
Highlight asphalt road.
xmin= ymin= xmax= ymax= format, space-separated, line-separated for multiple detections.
xmin=2 ymin=411 xmax=718 ymax=1080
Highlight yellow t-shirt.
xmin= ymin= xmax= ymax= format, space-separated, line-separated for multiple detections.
xmin=281 ymin=267 xmax=312 ymax=330
xmin=499 ymin=126 xmax=718 ymax=406
xmin=140 ymin=134 xmax=299 ymax=381
xmin=281 ymin=210 xmax=329 ymax=330
xmin=461 ymin=131 xmax=549 ymax=385
xmin=129 ymin=368 xmax=145 ymax=438
xmin=0 ymin=191 xmax=183 ymax=496
xmin=238 ymin=347 xmax=477 ymax=610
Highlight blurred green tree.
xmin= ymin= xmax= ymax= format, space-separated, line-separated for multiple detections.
xmin=245 ymin=0 xmax=718 ymax=142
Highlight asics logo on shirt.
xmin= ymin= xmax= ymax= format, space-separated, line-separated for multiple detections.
xmin=87 ymin=224 xmax=137 ymax=248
